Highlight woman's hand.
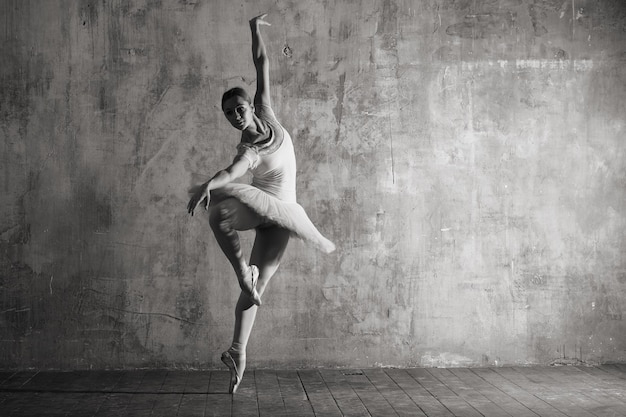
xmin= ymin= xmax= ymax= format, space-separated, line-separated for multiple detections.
xmin=249 ymin=13 xmax=271 ymax=29
xmin=187 ymin=183 xmax=209 ymax=216
xmin=187 ymin=162 xmax=248 ymax=216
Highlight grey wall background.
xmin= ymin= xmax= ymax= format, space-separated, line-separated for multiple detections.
xmin=1 ymin=0 xmax=625 ymax=370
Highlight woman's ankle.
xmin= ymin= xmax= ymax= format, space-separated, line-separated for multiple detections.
xmin=236 ymin=264 xmax=251 ymax=283
xmin=229 ymin=343 xmax=245 ymax=356
xmin=238 ymin=265 xmax=258 ymax=293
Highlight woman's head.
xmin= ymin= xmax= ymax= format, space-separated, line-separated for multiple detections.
xmin=221 ymin=87 xmax=252 ymax=108
xmin=222 ymin=87 xmax=254 ymax=130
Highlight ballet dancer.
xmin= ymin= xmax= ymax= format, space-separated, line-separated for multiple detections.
xmin=187 ymin=13 xmax=335 ymax=393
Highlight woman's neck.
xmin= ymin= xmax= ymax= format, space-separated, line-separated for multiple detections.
xmin=242 ymin=115 xmax=269 ymax=142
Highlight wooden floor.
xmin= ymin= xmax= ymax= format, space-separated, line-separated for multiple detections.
xmin=0 ymin=365 xmax=625 ymax=416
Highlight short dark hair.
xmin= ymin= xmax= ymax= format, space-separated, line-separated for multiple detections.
xmin=221 ymin=87 xmax=252 ymax=109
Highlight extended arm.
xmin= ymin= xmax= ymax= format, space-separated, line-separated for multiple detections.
xmin=187 ymin=156 xmax=249 ymax=215
xmin=249 ymin=14 xmax=271 ymax=107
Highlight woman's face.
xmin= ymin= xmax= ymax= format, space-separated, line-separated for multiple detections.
xmin=222 ymin=95 xmax=254 ymax=130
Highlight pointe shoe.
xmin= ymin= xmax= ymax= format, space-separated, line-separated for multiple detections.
xmin=241 ymin=265 xmax=262 ymax=306
xmin=221 ymin=350 xmax=243 ymax=394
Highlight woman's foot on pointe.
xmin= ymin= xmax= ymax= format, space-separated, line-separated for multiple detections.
xmin=221 ymin=349 xmax=246 ymax=394
xmin=240 ymin=265 xmax=262 ymax=306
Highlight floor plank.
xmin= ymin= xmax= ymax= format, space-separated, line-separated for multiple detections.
xmin=177 ymin=393 xmax=208 ymax=417
xmin=342 ymin=370 xmax=399 ymax=417
xmin=206 ymin=370 xmax=232 ymax=416
xmin=110 ymin=370 xmax=144 ymax=393
xmin=298 ymin=370 xmax=344 ymax=417
xmin=230 ymin=370 xmax=259 ymax=417
xmin=576 ymin=365 xmax=626 ymax=399
xmin=0 ymin=365 xmax=624 ymax=416
xmin=474 ymin=367 xmax=568 ymax=417
xmin=427 ymin=367 xmax=511 ymax=417
xmin=363 ymin=368 xmax=427 ymax=417
xmin=602 ymin=365 xmax=626 ymax=380
xmin=0 ymin=372 xmax=38 ymax=390
xmin=135 ymin=369 xmax=168 ymax=393
xmin=452 ymin=368 xmax=538 ymax=417
xmin=510 ymin=366 xmax=598 ymax=417
xmin=160 ymin=370 xmax=189 ymax=392
xmin=319 ymin=369 xmax=372 ymax=417
xmin=276 ymin=370 xmax=316 ymax=416
xmin=385 ymin=368 xmax=453 ymax=417
xmin=184 ymin=370 xmax=212 ymax=393
xmin=93 ymin=393 xmax=133 ymax=416
xmin=408 ymin=368 xmax=483 ymax=417
xmin=255 ymin=370 xmax=287 ymax=416
xmin=574 ymin=366 xmax=626 ymax=405
xmin=0 ymin=372 xmax=16 ymax=385
xmin=539 ymin=366 xmax=626 ymax=417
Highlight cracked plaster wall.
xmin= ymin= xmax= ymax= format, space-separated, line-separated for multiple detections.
xmin=1 ymin=0 xmax=625 ymax=369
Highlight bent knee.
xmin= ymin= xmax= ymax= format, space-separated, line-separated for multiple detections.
xmin=209 ymin=200 xmax=236 ymax=231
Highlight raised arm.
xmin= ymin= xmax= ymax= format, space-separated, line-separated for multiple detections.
xmin=249 ymin=14 xmax=271 ymax=107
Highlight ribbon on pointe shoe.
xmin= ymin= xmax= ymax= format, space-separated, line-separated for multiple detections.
xmin=241 ymin=265 xmax=262 ymax=306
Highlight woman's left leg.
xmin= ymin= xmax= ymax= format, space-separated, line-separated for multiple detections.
xmin=224 ymin=226 xmax=290 ymax=392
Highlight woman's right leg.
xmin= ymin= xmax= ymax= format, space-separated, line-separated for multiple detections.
xmin=209 ymin=198 xmax=262 ymax=295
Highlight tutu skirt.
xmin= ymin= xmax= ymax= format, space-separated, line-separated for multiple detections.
xmin=211 ymin=183 xmax=336 ymax=254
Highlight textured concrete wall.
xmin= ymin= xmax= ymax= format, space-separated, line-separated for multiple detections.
xmin=1 ymin=0 xmax=625 ymax=370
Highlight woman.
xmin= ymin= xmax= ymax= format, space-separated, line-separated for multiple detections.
xmin=187 ymin=13 xmax=335 ymax=394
